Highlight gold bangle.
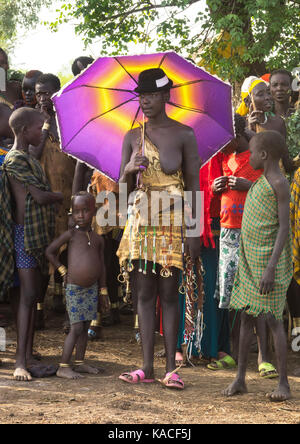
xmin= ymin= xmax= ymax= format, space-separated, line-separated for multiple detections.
xmin=37 ymin=303 xmax=43 ymax=311
xmin=59 ymin=363 xmax=71 ymax=368
xmin=99 ymin=287 xmax=108 ymax=296
xmin=91 ymin=312 xmax=101 ymax=327
xmin=58 ymin=265 xmax=67 ymax=277
xmin=42 ymin=122 xmax=51 ymax=131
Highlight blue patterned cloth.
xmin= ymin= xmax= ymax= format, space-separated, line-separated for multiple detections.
xmin=14 ymin=224 xmax=38 ymax=269
xmin=65 ymin=282 xmax=98 ymax=325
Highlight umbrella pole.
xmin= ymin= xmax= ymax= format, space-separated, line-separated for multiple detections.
xmin=136 ymin=113 xmax=145 ymax=188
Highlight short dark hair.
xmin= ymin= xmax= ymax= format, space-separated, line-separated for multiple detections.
xmin=71 ymin=57 xmax=94 ymax=76
xmin=71 ymin=191 xmax=96 ymax=207
xmin=270 ymin=69 xmax=293 ymax=85
xmin=36 ymin=73 xmax=61 ymax=92
xmin=254 ymin=130 xmax=296 ymax=173
xmin=9 ymin=107 xmax=42 ymax=135
xmin=25 ymin=70 xmax=43 ymax=80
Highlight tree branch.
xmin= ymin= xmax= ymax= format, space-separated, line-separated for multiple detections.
xmin=105 ymin=0 xmax=202 ymax=22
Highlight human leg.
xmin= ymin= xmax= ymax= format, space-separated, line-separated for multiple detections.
xmin=265 ymin=313 xmax=291 ymax=401
xmin=119 ymin=262 xmax=157 ymax=382
xmin=158 ymin=266 xmax=180 ymax=375
xmin=74 ymin=321 xmax=100 ymax=374
xmin=255 ymin=315 xmax=278 ymax=378
xmin=57 ymin=321 xmax=85 ymax=379
xmin=223 ymin=311 xmax=255 ymax=396
xmin=14 ymin=268 xmax=41 ymax=381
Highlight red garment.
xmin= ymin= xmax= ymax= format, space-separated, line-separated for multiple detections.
xmin=220 ymin=151 xmax=263 ymax=229
xmin=199 ymin=152 xmax=223 ymax=248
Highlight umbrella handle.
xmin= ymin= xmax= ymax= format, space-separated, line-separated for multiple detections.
xmin=136 ymin=114 xmax=146 ymax=187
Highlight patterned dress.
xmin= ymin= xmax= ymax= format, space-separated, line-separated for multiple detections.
xmin=117 ymin=135 xmax=185 ymax=274
xmin=290 ymin=167 xmax=300 ymax=285
xmin=230 ymin=175 xmax=293 ymax=320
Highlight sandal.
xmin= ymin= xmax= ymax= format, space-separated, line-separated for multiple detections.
xmin=160 ymin=372 xmax=184 ymax=390
xmin=258 ymin=362 xmax=278 ymax=379
xmin=207 ymin=355 xmax=237 ymax=371
xmin=119 ymin=369 xmax=155 ymax=384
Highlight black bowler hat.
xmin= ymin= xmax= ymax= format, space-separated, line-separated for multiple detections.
xmin=134 ymin=68 xmax=173 ymax=94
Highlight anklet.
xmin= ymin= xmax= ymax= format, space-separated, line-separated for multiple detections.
xmin=59 ymin=363 xmax=71 ymax=368
xmin=74 ymin=360 xmax=84 ymax=366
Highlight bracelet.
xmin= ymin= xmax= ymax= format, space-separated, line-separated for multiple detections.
xmin=58 ymin=265 xmax=67 ymax=277
xmin=99 ymin=287 xmax=108 ymax=296
xmin=42 ymin=122 xmax=51 ymax=131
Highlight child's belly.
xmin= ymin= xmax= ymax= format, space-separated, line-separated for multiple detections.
xmin=67 ymin=250 xmax=102 ymax=288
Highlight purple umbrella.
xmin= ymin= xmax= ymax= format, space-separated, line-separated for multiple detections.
xmin=53 ymin=52 xmax=234 ymax=181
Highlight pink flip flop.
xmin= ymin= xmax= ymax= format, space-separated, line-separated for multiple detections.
xmin=119 ymin=369 xmax=155 ymax=384
xmin=161 ymin=372 xmax=184 ymax=390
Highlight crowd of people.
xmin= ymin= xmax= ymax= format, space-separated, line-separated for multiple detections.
xmin=0 ymin=46 xmax=299 ymax=404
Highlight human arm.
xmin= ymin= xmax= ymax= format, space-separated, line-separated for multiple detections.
xmin=182 ymin=127 xmax=202 ymax=260
xmin=45 ymin=230 xmax=72 ymax=284
xmin=227 ymin=176 xmax=253 ymax=191
xmin=259 ymin=178 xmax=290 ymax=294
xmin=29 ymin=108 xmax=52 ymax=160
xmin=118 ymin=130 xmax=149 ymax=191
xmin=72 ymin=160 xmax=93 ymax=194
xmin=27 ymin=184 xmax=64 ymax=205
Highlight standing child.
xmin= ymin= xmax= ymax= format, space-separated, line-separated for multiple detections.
xmin=46 ymin=192 xmax=109 ymax=379
xmin=208 ymin=114 xmax=276 ymax=377
xmin=223 ymin=130 xmax=293 ymax=402
xmin=0 ymin=107 xmax=63 ymax=381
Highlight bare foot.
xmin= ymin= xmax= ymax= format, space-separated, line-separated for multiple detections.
xmin=74 ymin=364 xmax=102 ymax=375
xmin=267 ymin=382 xmax=291 ymax=402
xmin=222 ymin=379 xmax=247 ymax=397
xmin=13 ymin=367 xmax=32 ymax=381
xmin=56 ymin=366 xmax=84 ymax=380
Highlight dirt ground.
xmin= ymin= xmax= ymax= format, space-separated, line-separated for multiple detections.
xmin=1 ymin=306 xmax=300 ymax=425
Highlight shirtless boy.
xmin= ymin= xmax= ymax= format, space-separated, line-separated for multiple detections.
xmin=46 ymin=192 xmax=109 ymax=379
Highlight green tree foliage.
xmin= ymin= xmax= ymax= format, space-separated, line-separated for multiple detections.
xmin=0 ymin=0 xmax=53 ymax=50
xmin=48 ymin=0 xmax=300 ymax=81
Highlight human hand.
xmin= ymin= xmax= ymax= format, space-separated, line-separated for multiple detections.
xmin=248 ymin=110 xmax=265 ymax=126
xmin=259 ymin=266 xmax=275 ymax=295
xmin=54 ymin=192 xmax=64 ymax=204
xmin=228 ymin=176 xmax=252 ymax=191
xmin=213 ymin=176 xmax=228 ymax=193
xmin=124 ymin=151 xmax=149 ymax=176
xmin=40 ymin=105 xmax=51 ymax=124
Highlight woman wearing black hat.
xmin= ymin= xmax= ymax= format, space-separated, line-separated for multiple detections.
xmin=117 ymin=68 xmax=201 ymax=389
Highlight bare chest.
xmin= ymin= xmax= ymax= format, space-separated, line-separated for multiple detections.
xmin=132 ymin=128 xmax=183 ymax=174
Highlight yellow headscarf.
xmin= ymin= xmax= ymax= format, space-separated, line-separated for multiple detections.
xmin=236 ymin=76 xmax=267 ymax=116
